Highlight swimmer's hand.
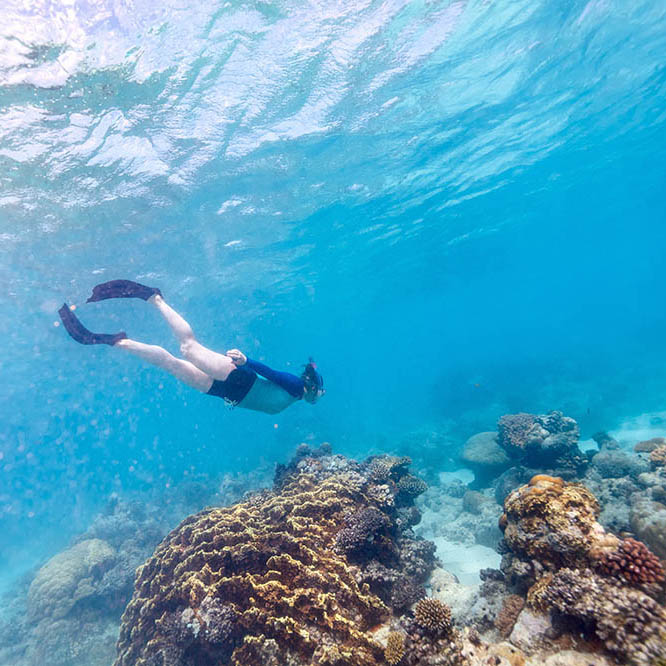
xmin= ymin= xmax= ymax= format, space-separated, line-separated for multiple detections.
xmin=226 ymin=349 xmax=247 ymax=366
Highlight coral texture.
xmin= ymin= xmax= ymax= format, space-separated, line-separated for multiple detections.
xmin=334 ymin=507 xmax=390 ymax=554
xmin=500 ymin=475 xmax=666 ymax=665
xmin=497 ymin=413 xmax=537 ymax=458
xmin=396 ymin=475 xmax=428 ymax=499
xmin=649 ymin=444 xmax=666 ymax=468
xmin=635 ymin=437 xmax=666 ymax=453
xmin=596 ymin=536 xmax=665 ymax=589
xmin=27 ymin=539 xmax=116 ymax=621
xmin=530 ymin=568 xmax=666 ymax=665
xmin=497 ymin=411 xmax=584 ymax=472
xmin=500 ymin=475 xmax=604 ymax=574
xmin=384 ymin=632 xmax=405 ymax=665
xmin=591 ymin=446 xmax=647 ymax=479
xmin=494 ymin=594 xmax=524 ymax=638
xmin=115 ymin=452 xmax=435 ymax=666
xmin=366 ymin=455 xmax=412 ymax=483
xmin=413 ymin=598 xmax=452 ymax=636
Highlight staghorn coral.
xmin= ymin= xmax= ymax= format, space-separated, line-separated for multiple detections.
xmin=494 ymin=594 xmax=524 ymax=638
xmin=115 ymin=451 xmax=435 ymax=666
xmin=529 ymin=568 xmax=666 ymax=665
xmin=596 ymin=536 xmax=665 ymax=589
xmin=650 ymin=445 xmax=666 ymax=468
xmin=384 ymin=632 xmax=405 ymax=665
xmin=413 ymin=598 xmax=452 ymax=637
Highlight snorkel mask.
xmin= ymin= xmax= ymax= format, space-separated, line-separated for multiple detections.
xmin=302 ymin=358 xmax=324 ymax=402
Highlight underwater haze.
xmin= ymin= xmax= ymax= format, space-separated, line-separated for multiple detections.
xmin=1 ymin=0 xmax=666 ymax=652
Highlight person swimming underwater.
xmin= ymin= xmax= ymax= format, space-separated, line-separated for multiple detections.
xmin=58 ymin=279 xmax=324 ymax=414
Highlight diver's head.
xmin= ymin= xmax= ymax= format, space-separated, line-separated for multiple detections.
xmin=302 ymin=358 xmax=324 ymax=404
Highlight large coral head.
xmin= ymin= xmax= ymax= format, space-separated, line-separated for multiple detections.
xmin=501 ymin=475 xmax=601 ymax=570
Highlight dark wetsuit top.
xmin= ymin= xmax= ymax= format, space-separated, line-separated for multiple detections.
xmin=207 ymin=358 xmax=304 ymax=405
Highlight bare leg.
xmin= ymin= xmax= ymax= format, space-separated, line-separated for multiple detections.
xmin=148 ymin=294 xmax=236 ymax=381
xmin=116 ymin=338 xmax=213 ymax=393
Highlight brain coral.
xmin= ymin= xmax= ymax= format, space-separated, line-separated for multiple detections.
xmin=115 ymin=453 xmax=434 ymax=666
xmin=28 ymin=538 xmax=116 ymax=621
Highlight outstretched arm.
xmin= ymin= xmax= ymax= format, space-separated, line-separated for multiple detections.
xmin=227 ymin=349 xmax=304 ymax=398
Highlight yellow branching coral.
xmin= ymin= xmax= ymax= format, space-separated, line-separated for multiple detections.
xmin=384 ymin=631 xmax=405 ymax=665
xmin=114 ymin=473 xmax=389 ymax=666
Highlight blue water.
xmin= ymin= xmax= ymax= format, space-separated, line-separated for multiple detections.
xmin=1 ymin=0 xmax=665 ymax=612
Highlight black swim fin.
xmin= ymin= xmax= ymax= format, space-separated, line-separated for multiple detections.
xmin=58 ymin=304 xmax=127 ymax=346
xmin=86 ymin=279 xmax=162 ymax=303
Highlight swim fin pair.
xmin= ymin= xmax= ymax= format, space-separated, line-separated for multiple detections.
xmin=59 ymin=279 xmax=161 ymax=346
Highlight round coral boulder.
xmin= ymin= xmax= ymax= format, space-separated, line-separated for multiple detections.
xmin=500 ymin=475 xmax=604 ymax=570
xmin=28 ymin=538 xmax=116 ymax=622
xmin=114 ymin=456 xmax=436 ymax=666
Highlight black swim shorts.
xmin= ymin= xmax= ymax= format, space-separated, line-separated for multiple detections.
xmin=207 ymin=367 xmax=257 ymax=405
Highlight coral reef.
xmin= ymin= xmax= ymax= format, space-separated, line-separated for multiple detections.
xmin=497 ymin=411 xmax=585 ymax=473
xmin=114 ymin=450 xmax=436 ymax=666
xmin=498 ymin=474 xmax=666 ymax=664
xmin=634 ymin=437 xmax=666 ymax=453
xmin=417 ymin=482 xmax=503 ymax=550
xmin=591 ymin=444 xmax=647 ymax=479
xmin=366 ymin=455 xmax=412 ymax=483
xmin=398 ymin=621 xmax=465 ymax=666
xmin=0 ymin=466 xmax=271 ymax=666
xmin=581 ymin=470 xmax=639 ymax=534
xmin=530 ymin=568 xmax=666 ymax=665
xmin=493 ymin=466 xmax=533 ymax=505
xmin=334 ymin=507 xmax=390 ymax=554
xmin=396 ymin=475 xmax=428 ymax=500
xmin=499 ymin=475 xmax=603 ymax=580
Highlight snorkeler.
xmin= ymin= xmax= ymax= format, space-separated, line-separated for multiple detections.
xmin=58 ymin=280 xmax=324 ymax=414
